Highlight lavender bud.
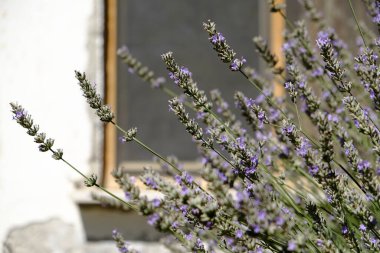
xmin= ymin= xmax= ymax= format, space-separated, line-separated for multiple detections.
xmin=52 ymin=149 xmax=63 ymax=160
xmin=75 ymin=71 xmax=115 ymax=122
xmin=203 ymin=20 xmax=236 ymax=64
xmin=84 ymin=174 xmax=98 ymax=187
xmin=122 ymin=127 xmax=138 ymax=142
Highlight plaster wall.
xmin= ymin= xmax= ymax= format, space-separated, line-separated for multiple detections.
xmin=0 ymin=0 xmax=104 ymax=251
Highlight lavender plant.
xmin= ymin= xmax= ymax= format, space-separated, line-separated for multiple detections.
xmin=11 ymin=1 xmax=380 ymax=252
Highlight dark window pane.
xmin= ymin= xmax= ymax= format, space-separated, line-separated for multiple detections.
xmin=117 ymin=0 xmax=262 ymax=163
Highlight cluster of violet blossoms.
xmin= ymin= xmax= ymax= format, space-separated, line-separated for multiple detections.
xmin=11 ymin=1 xmax=380 ymax=252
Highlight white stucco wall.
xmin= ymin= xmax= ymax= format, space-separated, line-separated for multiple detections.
xmin=0 ymin=0 xmax=103 ymax=250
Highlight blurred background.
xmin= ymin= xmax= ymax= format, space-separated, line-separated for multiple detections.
xmin=0 ymin=0 xmax=371 ymax=252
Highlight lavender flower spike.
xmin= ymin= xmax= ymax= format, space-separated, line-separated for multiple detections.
xmin=75 ymin=71 xmax=114 ymax=122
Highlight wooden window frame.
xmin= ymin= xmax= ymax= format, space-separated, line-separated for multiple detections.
xmin=103 ymin=0 xmax=285 ymax=188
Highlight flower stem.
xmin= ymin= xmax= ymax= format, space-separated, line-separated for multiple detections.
xmin=59 ymin=155 xmax=137 ymax=211
xmin=347 ymin=0 xmax=367 ymax=47
xmin=294 ymin=103 xmax=302 ymax=131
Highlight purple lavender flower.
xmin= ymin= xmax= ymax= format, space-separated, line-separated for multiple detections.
xmin=269 ymin=108 xmax=280 ymax=122
xmin=359 ymin=223 xmax=367 ymax=231
xmin=354 ymin=119 xmax=360 ymax=129
xmin=255 ymin=247 xmax=264 ymax=253
xmin=171 ymin=221 xmax=179 ymax=229
xmin=282 ymin=124 xmax=295 ymax=135
xmin=287 ymin=240 xmax=297 ymax=251
xmin=181 ymin=186 xmax=190 ymax=195
xmin=183 ymin=171 xmax=194 ymax=184
xmin=257 ymin=210 xmax=266 ymax=221
xmin=201 ymin=157 xmax=208 ymax=165
xmin=144 ymin=177 xmax=158 ymax=190
xmin=125 ymin=192 xmax=132 ymax=201
xmin=326 ymin=193 xmax=333 ymax=203
xmin=366 ymin=193 xmax=374 ymax=201
xmin=252 ymin=224 xmax=260 ymax=234
xmin=179 ymin=204 xmax=188 ymax=215
xmin=245 ymin=155 xmax=258 ymax=175
xmin=357 ymin=160 xmax=371 ymax=172
xmin=225 ymin=237 xmax=234 ymax=247
xmin=311 ymin=67 xmax=324 ymax=77
xmin=191 ymin=208 xmax=200 ymax=215
xmin=230 ymin=57 xmax=247 ymax=71
xmin=308 ymin=165 xmax=319 ymax=176
xmin=235 ymin=229 xmax=243 ymax=239
xmin=168 ymin=72 xmax=179 ymax=84
xmin=12 ymin=109 xmax=26 ymax=120
xmin=316 ymin=31 xmax=331 ymax=48
xmin=220 ymin=134 xmax=229 ymax=143
xmin=147 ymin=213 xmax=160 ymax=226
xmin=327 ymin=114 xmax=339 ymax=123
xmin=210 ymin=32 xmax=225 ymax=44
xmin=275 ymin=216 xmax=285 ymax=226
xmin=373 ymin=13 xmax=380 ymax=24
xmin=195 ymin=238 xmax=204 ymax=249
xmin=296 ymin=138 xmax=311 ymax=157
xmin=185 ymin=233 xmax=193 ymax=241
xmin=236 ymin=137 xmax=246 ymax=150
xmin=175 ymin=174 xmax=181 ymax=184
xmin=119 ymin=246 xmax=128 ymax=253
xmin=244 ymin=97 xmax=255 ymax=108
xmin=217 ymin=170 xmax=227 ymax=182
xmin=370 ymin=237 xmax=378 ymax=244
xmin=152 ymin=198 xmax=161 ymax=207
xmin=298 ymin=80 xmax=306 ymax=89
xmin=342 ymin=225 xmax=348 ymax=235
xmin=257 ymin=111 xmax=265 ymax=125
xmin=283 ymin=39 xmax=296 ymax=51
xmin=282 ymin=207 xmax=290 ymax=215
xmin=179 ymin=66 xmax=192 ymax=77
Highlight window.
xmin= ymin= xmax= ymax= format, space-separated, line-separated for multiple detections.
xmin=103 ymin=0 xmax=286 ymax=187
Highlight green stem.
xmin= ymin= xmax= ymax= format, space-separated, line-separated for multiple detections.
xmin=112 ymin=121 xmax=182 ymax=173
xmin=294 ymin=103 xmax=302 ymax=131
xmin=59 ymin=156 xmax=137 ymax=211
xmin=279 ymin=11 xmax=295 ymax=30
xmin=95 ymin=183 xmax=138 ymax=211
xmin=60 ymin=157 xmax=88 ymax=179
xmin=134 ymin=137 xmax=181 ymax=173
xmin=347 ymin=0 xmax=367 ymax=47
